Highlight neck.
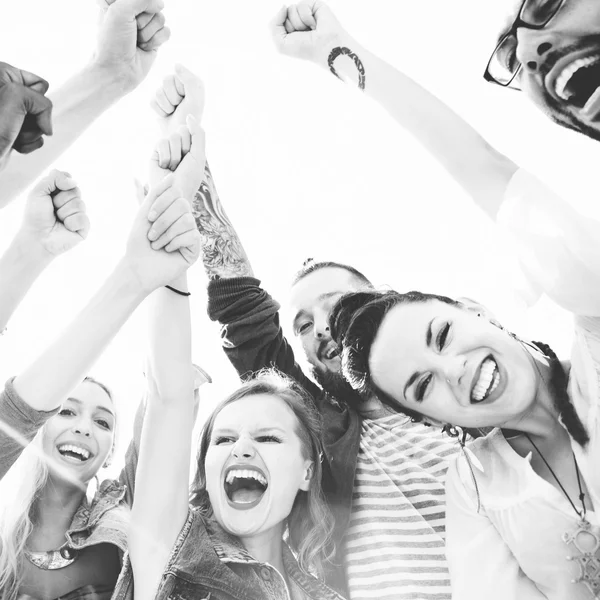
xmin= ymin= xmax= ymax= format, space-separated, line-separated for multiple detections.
xmin=358 ymin=395 xmax=390 ymax=419
xmin=502 ymin=351 xmax=564 ymax=443
xmin=239 ymin=524 xmax=286 ymax=574
xmin=33 ymin=476 xmax=87 ymax=538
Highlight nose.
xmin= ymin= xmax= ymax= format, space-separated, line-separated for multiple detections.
xmin=441 ymin=355 xmax=467 ymax=391
xmin=232 ymin=437 xmax=255 ymax=460
xmin=72 ymin=421 xmax=91 ymax=437
xmin=515 ymin=27 xmax=559 ymax=74
xmin=313 ymin=311 xmax=331 ymax=340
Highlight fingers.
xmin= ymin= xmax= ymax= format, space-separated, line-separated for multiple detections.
xmin=139 ymin=24 xmax=170 ymax=53
xmin=286 ymin=5 xmax=310 ymax=32
xmin=146 ymin=180 xmax=181 ymax=222
xmin=137 ymin=11 xmax=166 ymax=46
xmin=167 ymin=133 xmax=182 ymax=171
xmin=186 ymin=115 xmax=205 ymax=162
xmin=296 ymin=3 xmax=317 ymax=29
xmin=54 ymin=189 xmax=89 ymax=237
xmin=165 ymin=228 xmax=199 ymax=255
xmin=151 ymin=85 xmax=175 ymax=117
xmin=151 ymin=209 xmax=196 ymax=250
xmin=148 ymin=196 xmax=192 ymax=247
xmin=20 ymin=86 xmax=53 ymax=136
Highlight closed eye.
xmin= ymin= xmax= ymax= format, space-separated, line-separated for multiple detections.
xmin=416 ymin=373 xmax=433 ymax=402
xmin=214 ymin=436 xmax=235 ymax=445
xmin=256 ymin=435 xmax=282 ymax=443
xmin=58 ymin=408 xmax=75 ymax=417
xmin=297 ymin=322 xmax=312 ymax=335
xmin=437 ymin=323 xmax=451 ymax=350
xmin=95 ymin=419 xmax=111 ymax=430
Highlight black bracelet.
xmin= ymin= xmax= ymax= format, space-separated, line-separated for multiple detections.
xmin=165 ymin=285 xmax=191 ymax=297
xmin=327 ymin=46 xmax=366 ymax=90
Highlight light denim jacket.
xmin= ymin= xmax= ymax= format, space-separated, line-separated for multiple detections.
xmin=113 ymin=507 xmax=346 ymax=600
xmin=0 ymin=378 xmax=142 ymax=600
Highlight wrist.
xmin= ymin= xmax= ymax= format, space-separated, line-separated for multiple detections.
xmin=84 ymin=61 xmax=134 ymax=100
xmin=10 ymin=230 xmax=55 ymax=270
xmin=324 ymin=35 xmax=366 ymax=89
xmin=114 ymin=258 xmax=158 ymax=300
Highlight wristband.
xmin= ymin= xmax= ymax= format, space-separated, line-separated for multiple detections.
xmin=165 ymin=285 xmax=191 ymax=297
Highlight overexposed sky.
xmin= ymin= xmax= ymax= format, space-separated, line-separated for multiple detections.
xmin=1 ymin=0 xmax=600 ymax=474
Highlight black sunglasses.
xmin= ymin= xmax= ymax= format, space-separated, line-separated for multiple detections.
xmin=484 ymin=0 xmax=566 ymax=88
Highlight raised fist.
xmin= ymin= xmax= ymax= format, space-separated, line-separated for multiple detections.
xmin=0 ymin=63 xmax=52 ymax=166
xmin=94 ymin=0 xmax=171 ymax=92
xmin=20 ymin=170 xmax=90 ymax=257
xmin=270 ymin=1 xmax=346 ymax=65
xmin=151 ymin=64 xmax=205 ymax=137
xmin=125 ymin=175 xmax=201 ymax=292
xmin=148 ymin=114 xmax=206 ymax=204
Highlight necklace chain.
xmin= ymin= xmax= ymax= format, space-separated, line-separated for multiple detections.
xmin=525 ymin=434 xmax=587 ymax=521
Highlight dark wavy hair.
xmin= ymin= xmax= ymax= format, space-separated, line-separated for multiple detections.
xmin=189 ymin=369 xmax=335 ymax=575
xmin=329 ymin=290 xmax=589 ymax=447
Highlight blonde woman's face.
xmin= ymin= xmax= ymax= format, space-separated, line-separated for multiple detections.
xmin=205 ymin=394 xmax=313 ymax=539
xmin=42 ymin=381 xmax=115 ymax=486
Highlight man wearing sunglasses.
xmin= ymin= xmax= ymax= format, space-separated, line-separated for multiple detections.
xmin=486 ymin=0 xmax=600 ymax=140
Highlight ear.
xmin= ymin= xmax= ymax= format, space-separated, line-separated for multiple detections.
xmin=455 ymin=297 xmax=497 ymax=322
xmin=299 ymin=460 xmax=314 ymax=492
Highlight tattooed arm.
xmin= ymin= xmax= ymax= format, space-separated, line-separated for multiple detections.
xmin=271 ymin=1 xmax=518 ymax=218
xmin=192 ymin=161 xmax=254 ymax=279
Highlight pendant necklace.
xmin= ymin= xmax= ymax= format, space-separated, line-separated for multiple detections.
xmin=24 ymin=541 xmax=79 ymax=570
xmin=526 ymin=434 xmax=600 ymax=598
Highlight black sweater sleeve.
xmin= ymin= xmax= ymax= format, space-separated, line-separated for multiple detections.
xmin=207 ymin=277 xmax=321 ymax=401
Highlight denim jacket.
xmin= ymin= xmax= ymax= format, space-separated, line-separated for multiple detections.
xmin=208 ymin=278 xmax=361 ymax=596
xmin=113 ymin=508 xmax=346 ymax=600
xmin=0 ymin=378 xmax=142 ymax=600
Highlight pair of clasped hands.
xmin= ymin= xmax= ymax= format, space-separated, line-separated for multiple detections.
xmin=19 ymin=63 xmax=207 ymax=296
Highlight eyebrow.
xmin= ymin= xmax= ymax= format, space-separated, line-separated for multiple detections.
xmin=66 ymin=397 xmax=115 ymax=418
xmin=212 ymin=427 xmax=287 ymax=436
xmin=494 ymin=1 xmax=523 ymax=45
xmin=403 ymin=318 xmax=435 ymax=400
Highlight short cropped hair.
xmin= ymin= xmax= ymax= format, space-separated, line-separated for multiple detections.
xmin=292 ymin=258 xmax=373 ymax=288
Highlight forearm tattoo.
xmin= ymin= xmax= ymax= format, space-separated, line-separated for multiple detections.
xmin=192 ymin=162 xmax=254 ymax=280
xmin=328 ymin=46 xmax=366 ymax=90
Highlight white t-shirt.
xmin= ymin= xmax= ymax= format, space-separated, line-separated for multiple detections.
xmin=445 ymin=169 xmax=600 ymax=600
xmin=344 ymin=416 xmax=460 ymax=600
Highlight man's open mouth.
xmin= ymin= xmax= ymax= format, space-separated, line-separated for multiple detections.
xmin=57 ymin=444 xmax=92 ymax=463
xmin=549 ymin=50 xmax=600 ymax=118
xmin=224 ymin=467 xmax=268 ymax=510
xmin=470 ymin=356 xmax=500 ymax=404
xmin=319 ymin=342 xmax=339 ymax=362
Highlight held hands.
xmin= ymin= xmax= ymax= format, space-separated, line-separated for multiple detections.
xmin=94 ymin=0 xmax=170 ymax=92
xmin=270 ymin=1 xmax=346 ymax=64
xmin=19 ymin=170 xmax=90 ymax=257
xmin=125 ymin=175 xmax=201 ymax=292
xmin=0 ymin=63 xmax=53 ymax=167
xmin=148 ymin=113 xmax=206 ymax=204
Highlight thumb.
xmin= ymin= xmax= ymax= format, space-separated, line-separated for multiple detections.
xmin=20 ymin=87 xmax=53 ymax=136
xmin=142 ymin=172 xmax=174 ymax=213
xmin=31 ymin=170 xmax=76 ymax=198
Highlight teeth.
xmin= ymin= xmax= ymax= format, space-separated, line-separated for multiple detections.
xmin=58 ymin=444 xmax=90 ymax=460
xmin=225 ymin=469 xmax=267 ymax=486
xmin=555 ymin=55 xmax=600 ymax=101
xmin=471 ymin=358 xmax=499 ymax=403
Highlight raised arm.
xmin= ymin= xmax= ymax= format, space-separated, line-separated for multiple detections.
xmin=0 ymin=170 xmax=89 ymax=333
xmin=271 ymin=1 xmax=517 ymax=218
xmin=0 ymin=174 xmax=198 ymax=483
xmin=128 ymin=106 xmax=205 ymax=600
xmin=0 ymin=0 xmax=170 ymax=207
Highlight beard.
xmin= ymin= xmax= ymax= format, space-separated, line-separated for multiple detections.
xmin=310 ymin=365 xmax=366 ymax=411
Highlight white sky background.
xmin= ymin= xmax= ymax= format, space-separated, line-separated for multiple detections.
xmin=1 ymin=0 xmax=600 ymax=476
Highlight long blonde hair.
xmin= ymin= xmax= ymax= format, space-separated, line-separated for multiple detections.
xmin=0 ymin=376 xmax=114 ymax=600
xmin=0 ymin=431 xmax=49 ymax=600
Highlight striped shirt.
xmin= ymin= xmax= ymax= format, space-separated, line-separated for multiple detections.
xmin=343 ymin=415 xmax=460 ymax=600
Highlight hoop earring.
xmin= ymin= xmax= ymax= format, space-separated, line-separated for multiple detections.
xmin=443 ymin=425 xmax=481 ymax=513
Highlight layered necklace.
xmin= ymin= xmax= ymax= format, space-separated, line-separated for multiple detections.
xmin=526 ymin=434 xmax=600 ymax=599
xmin=24 ymin=541 xmax=79 ymax=570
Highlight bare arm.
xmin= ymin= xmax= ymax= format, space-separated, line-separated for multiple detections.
xmin=0 ymin=0 xmax=170 ymax=207
xmin=129 ymin=275 xmax=195 ymax=600
xmin=272 ymin=1 xmax=518 ymax=218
